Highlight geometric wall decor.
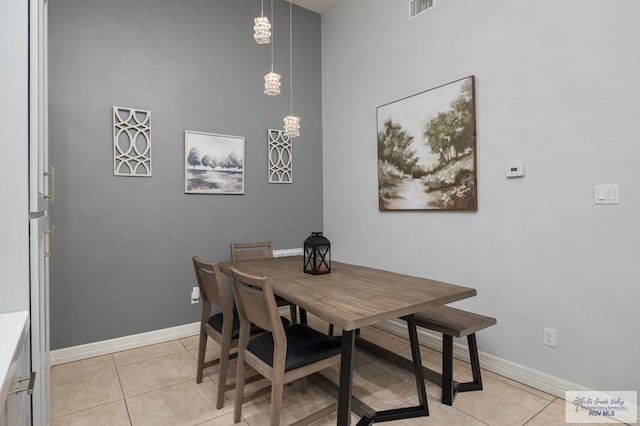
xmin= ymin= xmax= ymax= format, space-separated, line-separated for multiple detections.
xmin=113 ymin=106 xmax=152 ymax=177
xmin=268 ymin=129 xmax=292 ymax=183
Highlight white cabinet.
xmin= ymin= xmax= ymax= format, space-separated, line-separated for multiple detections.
xmin=29 ymin=0 xmax=52 ymax=423
xmin=29 ymin=0 xmax=52 ymax=214
xmin=0 ymin=312 xmax=32 ymax=426
xmin=29 ymin=215 xmax=51 ymax=426
xmin=1 ymin=0 xmax=50 ymax=423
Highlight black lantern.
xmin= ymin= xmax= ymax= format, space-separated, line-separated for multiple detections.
xmin=303 ymin=232 xmax=331 ymax=275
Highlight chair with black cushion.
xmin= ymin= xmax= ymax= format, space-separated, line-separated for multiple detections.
xmin=230 ymin=267 xmax=342 ymax=426
xmin=230 ymin=241 xmax=303 ymax=324
xmin=192 ymin=257 xmax=291 ymax=409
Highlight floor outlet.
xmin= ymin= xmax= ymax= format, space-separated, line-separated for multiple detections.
xmin=543 ymin=327 xmax=556 ymax=347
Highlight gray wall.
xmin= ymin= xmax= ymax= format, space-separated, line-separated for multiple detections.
xmin=322 ymin=0 xmax=639 ymax=393
xmin=0 ymin=0 xmax=29 ymax=314
xmin=49 ymin=0 xmax=322 ymax=349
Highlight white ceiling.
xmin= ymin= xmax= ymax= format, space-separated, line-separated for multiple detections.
xmin=288 ymin=0 xmax=336 ymax=14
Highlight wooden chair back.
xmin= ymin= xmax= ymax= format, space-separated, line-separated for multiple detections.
xmin=230 ymin=268 xmax=286 ymax=345
xmin=192 ymin=257 xmax=233 ymax=321
xmin=230 ymin=241 xmax=273 ymax=261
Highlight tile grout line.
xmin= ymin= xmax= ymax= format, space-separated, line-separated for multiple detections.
xmin=112 ymin=353 xmax=134 ymax=426
xmin=522 ymin=397 xmax=557 ymax=425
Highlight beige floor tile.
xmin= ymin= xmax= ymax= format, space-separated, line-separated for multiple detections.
xmin=51 ymin=369 xmax=123 ymax=418
xmin=50 ymin=400 xmax=130 ymax=426
xmin=113 ymin=340 xmax=189 ymax=368
xmin=309 ymin=412 xmax=360 ymax=426
xmin=392 ymin=390 xmax=487 ymax=425
xmin=195 ymin=412 xmax=248 ymax=425
xmin=51 ymin=355 xmax=116 ymax=381
xmin=362 ymin=354 xmax=438 ymax=391
xmin=445 ymin=373 xmax=551 ymax=426
xmin=525 ymin=398 xmax=623 ymax=426
xmin=480 ymin=370 xmax=555 ymax=402
xmin=117 ymin=351 xmax=197 ymax=397
xmin=126 ymin=379 xmax=233 ymax=426
xmin=242 ymin=380 xmax=337 ymax=426
xmin=322 ymin=362 xmax=421 ymax=412
xmin=181 ymin=335 xmax=223 ymax=369
xmin=398 ymin=344 xmax=471 ymax=378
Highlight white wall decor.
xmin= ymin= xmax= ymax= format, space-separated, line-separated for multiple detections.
xmin=113 ymin=106 xmax=152 ymax=177
xmin=268 ymin=129 xmax=292 ymax=183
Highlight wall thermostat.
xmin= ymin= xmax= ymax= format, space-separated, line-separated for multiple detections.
xmin=506 ymin=163 xmax=524 ymax=178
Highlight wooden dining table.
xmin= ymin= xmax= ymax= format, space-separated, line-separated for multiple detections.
xmin=218 ymin=255 xmax=476 ymax=425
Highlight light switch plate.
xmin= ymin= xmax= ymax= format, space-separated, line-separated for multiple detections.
xmin=594 ymin=184 xmax=619 ymax=205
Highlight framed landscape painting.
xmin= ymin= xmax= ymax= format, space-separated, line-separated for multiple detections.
xmin=184 ymin=131 xmax=245 ymax=194
xmin=377 ymin=76 xmax=477 ymax=211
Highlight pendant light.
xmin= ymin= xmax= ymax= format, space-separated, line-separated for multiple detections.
xmin=264 ymin=0 xmax=281 ymax=96
xmin=283 ymin=0 xmax=300 ymax=138
xmin=253 ymin=0 xmax=271 ymax=44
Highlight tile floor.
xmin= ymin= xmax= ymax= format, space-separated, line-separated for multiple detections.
xmin=50 ymin=315 xmax=610 ymax=425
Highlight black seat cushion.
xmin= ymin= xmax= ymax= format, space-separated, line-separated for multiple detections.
xmin=209 ymin=310 xmax=290 ymax=340
xmin=247 ymin=324 xmax=342 ymax=372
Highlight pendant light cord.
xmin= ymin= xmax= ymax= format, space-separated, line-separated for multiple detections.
xmin=261 ymin=0 xmax=264 ymax=17
xmin=270 ymin=0 xmax=274 ymax=72
xmin=289 ymin=0 xmax=293 ymax=114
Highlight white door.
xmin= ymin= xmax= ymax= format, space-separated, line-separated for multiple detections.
xmin=29 ymin=0 xmax=51 ymax=215
xmin=30 ymin=214 xmax=51 ymax=426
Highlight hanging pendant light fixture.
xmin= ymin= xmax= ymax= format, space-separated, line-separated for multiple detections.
xmin=283 ymin=0 xmax=300 ymax=138
xmin=264 ymin=0 xmax=281 ymax=96
xmin=253 ymin=0 xmax=271 ymax=44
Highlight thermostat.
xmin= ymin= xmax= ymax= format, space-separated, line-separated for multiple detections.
xmin=506 ymin=163 xmax=524 ymax=178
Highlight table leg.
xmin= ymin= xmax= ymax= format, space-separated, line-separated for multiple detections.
xmin=404 ymin=314 xmax=428 ymax=412
xmin=338 ymin=329 xmax=355 ymax=426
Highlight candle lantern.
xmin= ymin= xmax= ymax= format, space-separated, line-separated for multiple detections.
xmin=303 ymin=232 xmax=331 ymax=275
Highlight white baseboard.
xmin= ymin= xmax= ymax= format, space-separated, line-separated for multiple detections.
xmin=377 ymin=320 xmax=590 ymax=398
xmin=50 ymin=322 xmax=200 ymax=365
xmin=51 ymin=250 xmax=303 ymax=366
xmin=376 ymin=320 xmax=639 ymax=421
xmin=49 ymin=316 xmax=638 ymax=421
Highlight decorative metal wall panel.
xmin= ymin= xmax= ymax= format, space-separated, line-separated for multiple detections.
xmin=268 ymin=129 xmax=292 ymax=183
xmin=113 ymin=106 xmax=152 ymax=177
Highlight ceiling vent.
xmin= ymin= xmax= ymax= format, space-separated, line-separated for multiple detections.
xmin=409 ymin=0 xmax=435 ymax=20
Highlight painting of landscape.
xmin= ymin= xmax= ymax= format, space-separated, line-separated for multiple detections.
xmin=184 ymin=131 xmax=244 ymax=194
xmin=377 ymin=76 xmax=477 ymax=211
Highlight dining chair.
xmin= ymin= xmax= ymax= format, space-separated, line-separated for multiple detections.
xmin=230 ymin=267 xmax=342 ymax=426
xmin=230 ymin=241 xmax=302 ymax=324
xmin=192 ymin=257 xmax=289 ymax=409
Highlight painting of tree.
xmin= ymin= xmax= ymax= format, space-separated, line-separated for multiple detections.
xmin=377 ymin=76 xmax=477 ymax=210
xmin=184 ymin=131 xmax=245 ymax=194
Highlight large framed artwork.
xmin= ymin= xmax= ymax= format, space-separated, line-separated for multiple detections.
xmin=377 ymin=75 xmax=477 ymax=211
xmin=184 ymin=130 xmax=245 ymax=194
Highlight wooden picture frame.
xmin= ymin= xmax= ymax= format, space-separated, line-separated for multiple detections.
xmin=184 ymin=130 xmax=245 ymax=194
xmin=377 ymin=76 xmax=477 ymax=211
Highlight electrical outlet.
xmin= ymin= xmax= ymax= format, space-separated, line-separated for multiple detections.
xmin=191 ymin=286 xmax=200 ymax=304
xmin=543 ymin=327 xmax=556 ymax=347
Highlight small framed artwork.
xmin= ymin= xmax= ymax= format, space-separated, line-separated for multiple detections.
xmin=184 ymin=130 xmax=245 ymax=194
xmin=377 ymin=75 xmax=477 ymax=211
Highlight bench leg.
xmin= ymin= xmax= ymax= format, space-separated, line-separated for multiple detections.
xmin=457 ymin=333 xmax=484 ymax=393
xmin=441 ymin=334 xmax=454 ymax=406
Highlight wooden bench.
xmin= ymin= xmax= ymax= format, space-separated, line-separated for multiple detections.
xmin=414 ymin=306 xmax=496 ymax=405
